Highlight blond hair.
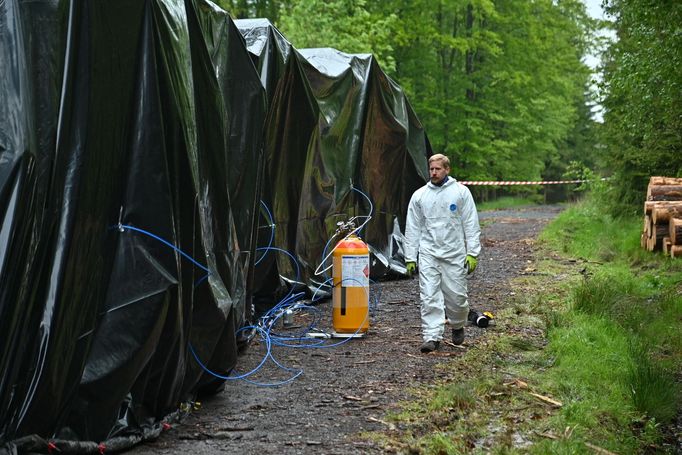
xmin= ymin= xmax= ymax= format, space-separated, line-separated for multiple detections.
xmin=428 ymin=153 xmax=450 ymax=169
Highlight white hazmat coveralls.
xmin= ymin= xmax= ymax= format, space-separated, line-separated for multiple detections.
xmin=404 ymin=177 xmax=481 ymax=342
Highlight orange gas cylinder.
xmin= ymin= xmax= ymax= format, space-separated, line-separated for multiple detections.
xmin=332 ymin=234 xmax=370 ymax=333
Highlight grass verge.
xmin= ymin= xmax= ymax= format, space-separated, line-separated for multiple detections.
xmin=477 ymin=197 xmax=541 ymax=212
xmin=365 ymin=196 xmax=682 ymax=454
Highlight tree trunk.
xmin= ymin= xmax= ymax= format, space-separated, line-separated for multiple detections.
xmin=669 ymin=218 xmax=682 ymax=245
xmin=671 ymin=245 xmax=682 ymax=258
xmin=647 ymin=185 xmax=682 ymax=201
xmin=663 ymin=236 xmax=672 ymax=254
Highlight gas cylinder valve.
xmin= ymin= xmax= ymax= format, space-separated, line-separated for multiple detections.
xmin=335 ymin=219 xmax=357 ymax=237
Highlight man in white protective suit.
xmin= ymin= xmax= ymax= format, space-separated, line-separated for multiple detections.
xmin=404 ymin=153 xmax=481 ymax=353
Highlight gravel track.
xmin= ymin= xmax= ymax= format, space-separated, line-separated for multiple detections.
xmin=130 ymin=205 xmax=564 ymax=454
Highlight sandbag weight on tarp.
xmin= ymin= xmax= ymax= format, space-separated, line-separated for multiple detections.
xmin=332 ymin=235 xmax=369 ymax=333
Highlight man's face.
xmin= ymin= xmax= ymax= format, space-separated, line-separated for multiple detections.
xmin=429 ymin=160 xmax=449 ymax=184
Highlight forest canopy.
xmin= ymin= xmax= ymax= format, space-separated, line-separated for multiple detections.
xmin=218 ymin=0 xmax=682 ymax=210
xmin=600 ymin=0 xmax=682 ymax=213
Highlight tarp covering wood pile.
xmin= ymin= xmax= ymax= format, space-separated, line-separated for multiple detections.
xmin=0 ymin=4 xmax=428 ymax=453
xmin=236 ymin=18 xmax=430 ymax=291
xmin=0 ymin=0 xmax=264 ymax=452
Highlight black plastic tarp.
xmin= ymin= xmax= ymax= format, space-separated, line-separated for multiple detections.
xmin=235 ymin=18 xmax=291 ymax=104
xmin=296 ymin=48 xmax=430 ymax=280
xmin=1 ymin=0 xmax=264 ymax=452
xmin=235 ymin=19 xmax=430 ymax=290
xmin=1 ymin=5 xmax=429 ymax=453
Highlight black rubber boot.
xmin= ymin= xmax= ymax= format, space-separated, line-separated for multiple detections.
xmin=452 ymin=328 xmax=465 ymax=345
xmin=419 ymin=340 xmax=440 ymax=353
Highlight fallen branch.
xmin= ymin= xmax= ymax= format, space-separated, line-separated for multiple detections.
xmin=503 ymin=379 xmax=528 ymax=389
xmin=584 ymin=442 xmax=618 ymax=455
xmin=441 ymin=340 xmax=467 ymax=350
xmin=536 ymin=431 xmax=559 ymax=440
xmin=360 ymin=404 xmax=382 ymax=410
xmin=367 ymin=416 xmax=396 ymax=430
xmin=529 ymin=392 xmax=562 ymax=407
xmin=218 ymin=425 xmax=255 ymax=432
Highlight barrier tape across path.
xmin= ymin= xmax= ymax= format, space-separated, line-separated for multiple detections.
xmin=460 ymin=179 xmax=595 ymax=186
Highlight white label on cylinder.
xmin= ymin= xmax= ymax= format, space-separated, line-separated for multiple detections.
xmin=341 ymin=255 xmax=370 ymax=287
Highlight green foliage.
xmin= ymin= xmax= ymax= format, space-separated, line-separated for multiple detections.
xmin=600 ymin=0 xmax=682 ymax=213
xmin=232 ymin=0 xmax=600 ymax=195
xmin=215 ymin=0 xmax=285 ymax=21
xmin=278 ymin=0 xmax=397 ymax=72
xmin=376 ymin=0 xmax=598 ymax=185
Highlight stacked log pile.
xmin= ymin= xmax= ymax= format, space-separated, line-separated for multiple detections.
xmin=642 ymin=176 xmax=682 ymax=257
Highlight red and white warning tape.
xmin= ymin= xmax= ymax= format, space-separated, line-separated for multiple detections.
xmin=460 ymin=179 xmax=594 ymax=186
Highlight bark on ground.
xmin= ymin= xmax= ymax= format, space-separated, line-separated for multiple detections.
xmin=130 ymin=205 xmax=564 ymax=454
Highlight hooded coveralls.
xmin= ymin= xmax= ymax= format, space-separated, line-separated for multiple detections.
xmin=404 ymin=177 xmax=481 ymax=342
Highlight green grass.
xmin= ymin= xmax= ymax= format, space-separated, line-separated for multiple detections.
xmin=428 ymin=382 xmax=477 ymax=412
xmin=628 ymin=341 xmax=678 ymax=423
xmin=366 ymin=194 xmax=682 ymax=454
xmin=539 ymin=198 xmax=646 ymax=262
xmin=539 ymin=195 xmax=682 ymax=443
xmin=477 ymin=196 xmax=540 ymax=211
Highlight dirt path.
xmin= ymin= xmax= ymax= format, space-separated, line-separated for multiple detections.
xmin=131 ymin=205 xmax=563 ymax=454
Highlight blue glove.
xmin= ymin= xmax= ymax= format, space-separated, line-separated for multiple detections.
xmin=406 ymin=261 xmax=416 ymax=277
xmin=465 ymin=255 xmax=478 ymax=274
